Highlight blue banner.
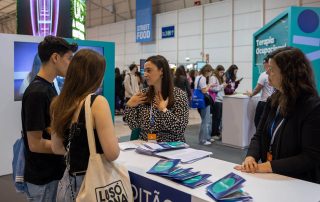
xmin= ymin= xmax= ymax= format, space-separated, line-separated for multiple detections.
xmin=136 ymin=0 xmax=153 ymax=42
xmin=162 ymin=26 xmax=175 ymax=39
xmin=129 ymin=171 xmax=191 ymax=202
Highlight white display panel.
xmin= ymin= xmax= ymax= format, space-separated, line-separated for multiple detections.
xmin=0 ymin=34 xmax=43 ymax=176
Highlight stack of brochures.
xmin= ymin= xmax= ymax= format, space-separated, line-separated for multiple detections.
xmin=136 ymin=141 xmax=189 ymax=153
xmin=136 ymin=142 xmax=212 ymax=163
xmin=147 ymin=159 xmax=212 ymax=189
xmin=206 ymin=172 xmax=252 ymax=201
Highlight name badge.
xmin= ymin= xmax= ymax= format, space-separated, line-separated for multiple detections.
xmin=147 ymin=133 xmax=157 ymax=142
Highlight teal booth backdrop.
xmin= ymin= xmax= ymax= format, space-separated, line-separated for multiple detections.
xmin=253 ymin=6 xmax=320 ymax=92
xmin=67 ymin=39 xmax=115 ymax=118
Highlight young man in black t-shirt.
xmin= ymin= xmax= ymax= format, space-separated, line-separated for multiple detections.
xmin=21 ymin=36 xmax=77 ymax=201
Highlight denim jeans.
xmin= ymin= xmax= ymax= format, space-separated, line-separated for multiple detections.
xmin=56 ymin=169 xmax=84 ymax=202
xmin=199 ymin=105 xmax=212 ymax=144
xmin=26 ymin=180 xmax=59 ymax=202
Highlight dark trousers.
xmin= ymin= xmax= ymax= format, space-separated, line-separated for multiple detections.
xmin=211 ymin=102 xmax=222 ymax=136
xmin=254 ymin=101 xmax=266 ymax=128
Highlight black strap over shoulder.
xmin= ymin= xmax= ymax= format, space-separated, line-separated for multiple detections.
xmin=78 ymin=94 xmax=99 ymax=123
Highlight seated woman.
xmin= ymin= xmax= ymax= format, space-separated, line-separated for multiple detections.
xmin=50 ymin=49 xmax=120 ymax=200
xmin=124 ymin=55 xmax=189 ymax=142
xmin=234 ymin=47 xmax=320 ymax=184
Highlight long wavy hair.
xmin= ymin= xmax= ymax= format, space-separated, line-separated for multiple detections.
xmin=214 ymin=65 xmax=225 ymax=84
xmin=269 ymin=47 xmax=318 ymax=116
xmin=50 ymin=49 xmax=106 ymax=137
xmin=226 ymin=64 xmax=238 ymax=82
xmin=175 ymin=66 xmax=187 ymax=81
xmin=145 ymin=55 xmax=174 ymax=108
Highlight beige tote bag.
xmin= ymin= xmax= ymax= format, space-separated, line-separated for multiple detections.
xmin=76 ymin=94 xmax=133 ymax=202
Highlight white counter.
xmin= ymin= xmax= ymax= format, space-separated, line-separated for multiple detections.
xmin=117 ymin=149 xmax=320 ymax=202
xmin=222 ymin=94 xmax=258 ymax=148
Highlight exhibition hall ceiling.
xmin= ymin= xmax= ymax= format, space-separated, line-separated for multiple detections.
xmin=86 ymin=0 xmax=221 ymax=27
xmin=0 ymin=0 xmax=222 ymax=33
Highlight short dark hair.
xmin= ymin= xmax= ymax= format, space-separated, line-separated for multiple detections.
xmin=263 ymin=55 xmax=270 ymax=64
xmin=38 ymin=35 xmax=78 ymax=63
xmin=129 ymin=64 xmax=137 ymax=71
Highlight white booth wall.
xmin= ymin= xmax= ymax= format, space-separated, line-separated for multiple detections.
xmin=86 ymin=0 xmax=320 ymax=93
xmin=0 ymin=34 xmax=44 ymax=176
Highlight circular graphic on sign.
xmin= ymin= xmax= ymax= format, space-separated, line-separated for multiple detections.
xmin=298 ymin=9 xmax=319 ymax=33
xmin=154 ymin=161 xmax=174 ymax=172
xmin=183 ymin=175 xmax=202 ymax=184
xmin=167 ymin=142 xmax=183 ymax=147
xmin=211 ymin=178 xmax=236 ymax=193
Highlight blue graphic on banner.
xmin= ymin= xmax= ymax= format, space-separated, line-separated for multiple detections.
xmin=129 ymin=171 xmax=191 ymax=202
xmin=162 ymin=26 xmax=175 ymax=39
xmin=136 ymin=0 xmax=153 ymax=42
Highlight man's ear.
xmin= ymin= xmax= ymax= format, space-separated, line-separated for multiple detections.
xmin=50 ymin=53 xmax=59 ymax=64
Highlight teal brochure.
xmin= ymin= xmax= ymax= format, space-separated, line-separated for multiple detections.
xmin=158 ymin=141 xmax=188 ymax=149
xmin=147 ymin=159 xmax=180 ymax=175
xmin=171 ymin=170 xmax=201 ymax=181
xmin=169 ymin=167 xmax=192 ymax=177
xmin=180 ymin=174 xmax=212 ymax=188
xmin=207 ymin=172 xmax=248 ymax=200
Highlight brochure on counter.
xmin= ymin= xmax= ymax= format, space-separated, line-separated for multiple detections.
xmin=136 ymin=142 xmax=212 ymax=163
xmin=120 ymin=141 xmax=212 ymax=163
xmin=206 ymin=172 xmax=252 ymax=201
xmin=147 ymin=159 xmax=212 ymax=189
xmin=136 ymin=141 xmax=190 ymax=153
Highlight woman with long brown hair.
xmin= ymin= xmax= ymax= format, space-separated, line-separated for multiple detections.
xmin=209 ymin=65 xmax=227 ymax=140
xmin=195 ymin=64 xmax=214 ymax=145
xmin=235 ymin=47 xmax=320 ymax=184
xmin=124 ymin=55 xmax=189 ymax=142
xmin=174 ymin=65 xmax=192 ymax=100
xmin=50 ymin=49 xmax=120 ymax=200
xmin=224 ymin=64 xmax=242 ymax=95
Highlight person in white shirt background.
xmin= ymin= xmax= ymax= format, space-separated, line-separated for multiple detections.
xmin=246 ymin=56 xmax=275 ymax=128
xmin=124 ymin=63 xmax=140 ymax=103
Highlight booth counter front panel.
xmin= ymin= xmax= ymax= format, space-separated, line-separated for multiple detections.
xmin=117 ymin=149 xmax=320 ymax=202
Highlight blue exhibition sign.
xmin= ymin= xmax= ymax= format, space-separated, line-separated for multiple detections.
xmin=162 ymin=26 xmax=175 ymax=39
xmin=136 ymin=0 xmax=153 ymax=42
xmin=129 ymin=171 xmax=191 ymax=202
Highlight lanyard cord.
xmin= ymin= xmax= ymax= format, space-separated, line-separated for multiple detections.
xmin=269 ymin=106 xmax=285 ymax=152
xmin=149 ymin=103 xmax=155 ymax=131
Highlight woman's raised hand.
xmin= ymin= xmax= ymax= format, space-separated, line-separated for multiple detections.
xmin=126 ymin=92 xmax=147 ymax=107
xmin=155 ymin=91 xmax=168 ymax=112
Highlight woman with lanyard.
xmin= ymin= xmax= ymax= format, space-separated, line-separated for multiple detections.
xmin=234 ymin=47 xmax=320 ymax=184
xmin=124 ymin=55 xmax=189 ymax=142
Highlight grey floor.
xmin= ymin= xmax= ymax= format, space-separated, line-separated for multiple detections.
xmin=0 ymin=124 xmax=247 ymax=202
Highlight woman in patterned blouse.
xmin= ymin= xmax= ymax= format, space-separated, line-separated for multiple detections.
xmin=124 ymin=55 xmax=189 ymax=142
